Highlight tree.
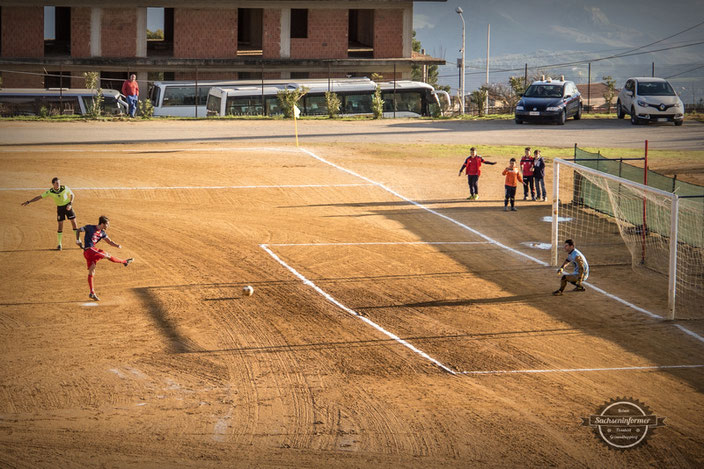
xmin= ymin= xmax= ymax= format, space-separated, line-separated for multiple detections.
xmin=147 ymin=29 xmax=164 ymax=40
xmin=411 ymin=31 xmax=450 ymax=93
xmin=470 ymin=87 xmax=488 ymax=117
xmin=602 ymin=75 xmax=617 ymax=113
xmin=486 ymin=82 xmax=520 ymax=111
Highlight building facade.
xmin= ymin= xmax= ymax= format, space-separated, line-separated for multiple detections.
xmin=0 ymin=0 xmax=444 ymax=91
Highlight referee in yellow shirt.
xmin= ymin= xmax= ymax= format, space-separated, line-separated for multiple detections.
xmin=22 ymin=177 xmax=79 ymax=250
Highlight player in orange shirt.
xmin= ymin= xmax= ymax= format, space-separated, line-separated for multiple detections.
xmin=502 ymin=158 xmax=523 ymax=211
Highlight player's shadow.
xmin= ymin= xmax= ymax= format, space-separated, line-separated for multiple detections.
xmin=133 ymin=287 xmax=193 ymax=354
xmin=358 ymin=293 xmax=546 ymax=310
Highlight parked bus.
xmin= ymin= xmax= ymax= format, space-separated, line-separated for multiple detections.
xmin=205 ymin=79 xmax=445 ymax=118
xmin=148 ymin=80 xmax=246 ymax=117
xmin=0 ymin=88 xmax=127 ymax=117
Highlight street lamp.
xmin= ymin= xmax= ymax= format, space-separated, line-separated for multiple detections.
xmin=456 ymin=7 xmax=465 ymax=115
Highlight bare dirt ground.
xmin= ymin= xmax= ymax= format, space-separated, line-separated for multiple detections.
xmin=0 ymin=135 xmax=703 ymax=467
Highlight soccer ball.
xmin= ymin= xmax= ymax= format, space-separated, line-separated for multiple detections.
xmin=243 ymin=286 xmax=254 ymax=296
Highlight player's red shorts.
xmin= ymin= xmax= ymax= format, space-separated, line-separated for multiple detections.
xmin=83 ymin=247 xmax=109 ymax=268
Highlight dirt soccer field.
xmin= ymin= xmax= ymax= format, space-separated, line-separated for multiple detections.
xmin=0 ymin=139 xmax=703 ymax=468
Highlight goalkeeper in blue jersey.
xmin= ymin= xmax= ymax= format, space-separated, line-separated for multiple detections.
xmin=553 ymin=239 xmax=589 ymax=296
xmin=21 ymin=177 xmax=79 ymax=251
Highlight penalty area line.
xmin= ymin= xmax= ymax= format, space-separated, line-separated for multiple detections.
xmin=0 ymin=183 xmax=374 ymax=191
xmin=461 ymin=364 xmax=704 ymax=375
xmin=259 ymin=243 xmax=457 ymax=375
xmin=266 ymin=241 xmax=493 ymax=247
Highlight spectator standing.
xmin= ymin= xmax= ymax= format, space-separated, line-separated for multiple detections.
xmin=520 ymin=147 xmax=535 ymax=201
xmin=502 ymin=158 xmax=523 ymax=211
xmin=121 ymin=74 xmax=139 ymax=118
xmin=533 ymin=150 xmax=547 ymax=202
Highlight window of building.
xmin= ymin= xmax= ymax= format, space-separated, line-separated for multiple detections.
xmin=290 ymin=72 xmax=309 ymax=79
xmin=348 ymin=9 xmax=373 ymax=58
xmin=238 ymin=72 xmax=263 ymax=80
xmin=44 ymin=6 xmax=71 ymax=56
xmin=44 ymin=71 xmax=71 ymax=89
xmin=238 ymin=8 xmax=263 ymax=55
xmin=291 ymin=9 xmax=308 ymax=39
xmin=100 ymin=72 xmax=128 ymax=92
xmin=147 ymin=7 xmax=174 ymax=57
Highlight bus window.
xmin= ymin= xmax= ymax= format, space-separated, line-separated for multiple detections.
xmin=149 ymin=86 xmax=161 ymax=107
xmin=0 ymin=96 xmax=38 ymax=116
xmin=265 ymin=97 xmax=283 ymax=116
xmin=40 ymin=96 xmax=81 ymax=115
xmin=207 ymin=95 xmax=222 ymax=116
xmin=304 ymin=95 xmax=327 ymax=116
xmin=343 ymin=93 xmax=372 ymax=114
xmin=226 ymin=96 xmax=263 ymax=116
xmin=162 ymin=85 xmax=212 ymax=106
xmin=382 ymin=91 xmax=422 ymax=114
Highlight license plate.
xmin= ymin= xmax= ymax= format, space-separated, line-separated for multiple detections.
xmin=529 ymin=111 xmax=540 ymax=116
xmin=657 ymin=118 xmax=668 ymax=122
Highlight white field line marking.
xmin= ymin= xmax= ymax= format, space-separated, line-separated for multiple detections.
xmin=675 ymin=325 xmax=704 ymax=344
xmin=260 ymin=244 xmax=457 ymax=375
xmin=0 ymin=146 xmax=301 ymax=153
xmin=461 ymin=364 xmax=704 ymax=375
xmin=299 ymin=147 xmax=704 ymax=345
xmin=0 ymin=183 xmax=373 ymax=191
xmin=584 ymin=282 xmax=662 ymax=320
xmin=299 ymin=148 xmax=549 ymax=267
xmin=267 ymin=241 xmax=492 ymax=247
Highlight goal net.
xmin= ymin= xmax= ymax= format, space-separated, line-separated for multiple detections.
xmin=552 ymin=158 xmax=704 ymax=320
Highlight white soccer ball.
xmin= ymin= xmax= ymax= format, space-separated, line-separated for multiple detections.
xmin=243 ymin=286 xmax=254 ymax=296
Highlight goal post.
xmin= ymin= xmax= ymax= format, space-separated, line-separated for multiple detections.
xmin=552 ymin=158 xmax=689 ymax=319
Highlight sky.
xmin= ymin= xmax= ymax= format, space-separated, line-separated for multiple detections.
xmin=413 ymin=0 xmax=704 ymax=103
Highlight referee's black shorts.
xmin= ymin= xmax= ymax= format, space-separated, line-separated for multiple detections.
xmin=56 ymin=204 xmax=76 ymax=221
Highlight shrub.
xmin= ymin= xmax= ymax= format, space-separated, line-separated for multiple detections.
xmin=324 ymin=91 xmax=341 ymax=118
xmin=372 ymin=85 xmax=384 ymax=119
xmin=83 ymin=72 xmax=103 ymax=118
xmin=138 ymin=98 xmax=154 ymax=119
xmin=276 ymin=86 xmax=309 ymax=118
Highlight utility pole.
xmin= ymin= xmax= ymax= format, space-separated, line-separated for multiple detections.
xmin=485 ymin=23 xmax=490 ymax=115
xmin=587 ymin=62 xmax=591 ymax=112
xmin=652 ymin=62 xmax=655 ymax=77
xmin=456 ymin=7 xmax=465 ymax=115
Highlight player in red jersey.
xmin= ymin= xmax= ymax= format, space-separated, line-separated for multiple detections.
xmin=76 ymin=215 xmax=133 ymax=301
xmin=458 ymin=147 xmax=497 ymax=200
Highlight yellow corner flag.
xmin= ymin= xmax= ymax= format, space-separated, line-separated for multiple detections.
xmin=293 ymin=105 xmax=301 ymax=147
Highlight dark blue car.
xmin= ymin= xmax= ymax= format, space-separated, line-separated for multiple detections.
xmin=515 ymin=79 xmax=582 ymax=125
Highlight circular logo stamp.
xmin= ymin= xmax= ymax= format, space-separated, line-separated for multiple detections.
xmin=581 ymin=397 xmax=665 ymax=450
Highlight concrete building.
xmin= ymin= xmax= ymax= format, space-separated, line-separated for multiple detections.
xmin=0 ymin=1 xmax=445 ymax=91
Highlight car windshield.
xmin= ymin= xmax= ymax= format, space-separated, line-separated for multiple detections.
xmin=524 ymin=84 xmax=563 ymax=98
xmin=637 ymin=81 xmax=675 ymax=96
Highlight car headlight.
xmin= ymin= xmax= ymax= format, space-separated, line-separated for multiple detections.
xmin=516 ymin=105 xmax=524 ymax=111
xmin=637 ymin=99 xmax=648 ymax=107
xmin=546 ymin=106 xmax=561 ymax=111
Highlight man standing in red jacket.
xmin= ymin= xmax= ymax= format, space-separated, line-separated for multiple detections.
xmin=121 ymin=73 xmax=139 ymax=118
xmin=458 ymin=147 xmax=496 ymax=200
xmin=520 ymin=147 xmax=536 ymax=201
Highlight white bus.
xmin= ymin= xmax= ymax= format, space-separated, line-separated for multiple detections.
xmin=0 ymin=88 xmax=127 ymax=117
xmin=148 ymin=80 xmax=245 ymax=117
xmin=205 ymin=79 xmax=445 ymax=118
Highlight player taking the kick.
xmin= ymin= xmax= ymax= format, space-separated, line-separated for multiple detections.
xmin=21 ymin=177 xmax=78 ymax=250
xmin=76 ymin=215 xmax=133 ymax=301
xmin=553 ymin=239 xmax=589 ymax=296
